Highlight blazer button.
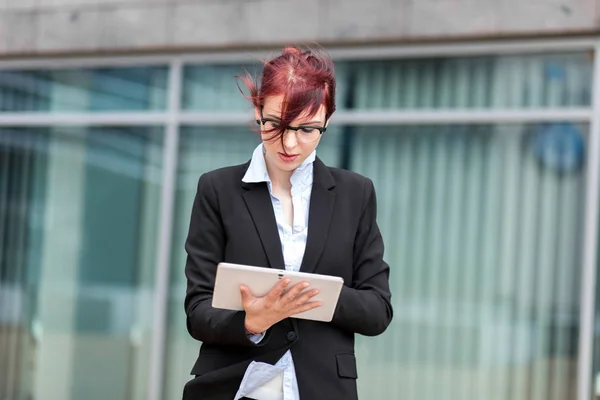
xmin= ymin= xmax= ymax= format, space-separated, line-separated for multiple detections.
xmin=287 ymin=331 xmax=298 ymax=342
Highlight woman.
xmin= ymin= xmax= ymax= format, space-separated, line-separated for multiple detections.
xmin=183 ymin=46 xmax=392 ymax=400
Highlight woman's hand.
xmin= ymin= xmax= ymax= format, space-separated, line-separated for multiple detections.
xmin=240 ymin=279 xmax=322 ymax=334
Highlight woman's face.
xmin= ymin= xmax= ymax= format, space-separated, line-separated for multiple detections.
xmin=256 ymin=94 xmax=328 ymax=174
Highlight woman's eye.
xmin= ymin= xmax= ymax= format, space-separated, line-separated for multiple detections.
xmin=266 ymin=121 xmax=279 ymax=129
xmin=300 ymin=127 xmax=316 ymax=134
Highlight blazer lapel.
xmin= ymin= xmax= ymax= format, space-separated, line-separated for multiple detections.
xmin=242 ymin=182 xmax=285 ymax=269
xmin=300 ymin=158 xmax=336 ymax=274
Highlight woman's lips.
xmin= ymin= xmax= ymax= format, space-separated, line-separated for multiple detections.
xmin=278 ymin=153 xmax=298 ymax=163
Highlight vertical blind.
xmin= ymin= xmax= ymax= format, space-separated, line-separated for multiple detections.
xmin=0 ymin=130 xmax=48 ymax=400
xmin=348 ymin=52 xmax=592 ymax=109
xmin=347 ymin=51 xmax=589 ymax=400
xmin=351 ymin=124 xmax=585 ymax=400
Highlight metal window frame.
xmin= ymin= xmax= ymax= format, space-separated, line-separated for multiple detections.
xmin=0 ymin=36 xmax=597 ymax=400
xmin=578 ymin=40 xmax=600 ymax=400
xmin=178 ymin=108 xmax=593 ymax=126
xmin=0 ymin=108 xmax=592 ymax=127
xmin=147 ymin=58 xmax=183 ymax=400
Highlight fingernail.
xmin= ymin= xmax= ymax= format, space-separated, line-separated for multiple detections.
xmin=284 ymin=279 xmax=291 ymax=284
xmin=302 ymin=282 xmax=310 ymax=288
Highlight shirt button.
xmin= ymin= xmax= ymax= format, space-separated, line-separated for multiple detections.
xmin=287 ymin=331 xmax=298 ymax=342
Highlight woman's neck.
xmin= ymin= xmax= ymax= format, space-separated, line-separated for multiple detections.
xmin=264 ymin=158 xmax=293 ymax=192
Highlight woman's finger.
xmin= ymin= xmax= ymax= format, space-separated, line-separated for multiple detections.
xmin=294 ymin=289 xmax=319 ymax=307
xmin=281 ymin=281 xmax=310 ymax=304
xmin=289 ymin=300 xmax=322 ymax=317
xmin=266 ymin=278 xmax=291 ymax=302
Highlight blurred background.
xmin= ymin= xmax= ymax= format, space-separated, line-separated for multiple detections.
xmin=0 ymin=1 xmax=599 ymax=400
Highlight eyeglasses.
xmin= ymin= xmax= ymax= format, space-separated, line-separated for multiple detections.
xmin=256 ymin=108 xmax=327 ymax=143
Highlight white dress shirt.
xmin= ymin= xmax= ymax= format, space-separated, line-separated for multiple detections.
xmin=234 ymin=144 xmax=315 ymax=400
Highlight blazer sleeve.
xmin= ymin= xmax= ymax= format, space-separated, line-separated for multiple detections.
xmin=183 ymin=173 xmax=270 ymax=347
xmin=331 ymin=178 xmax=393 ymax=336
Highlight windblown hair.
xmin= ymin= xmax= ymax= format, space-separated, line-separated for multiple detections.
xmin=237 ymin=45 xmax=336 ymax=143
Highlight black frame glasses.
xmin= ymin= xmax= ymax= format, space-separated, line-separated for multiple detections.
xmin=256 ymin=108 xmax=327 ymax=135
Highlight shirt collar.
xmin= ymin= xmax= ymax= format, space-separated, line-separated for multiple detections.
xmin=242 ymin=144 xmax=315 ymax=192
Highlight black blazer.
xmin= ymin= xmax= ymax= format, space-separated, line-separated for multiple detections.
xmin=182 ymin=157 xmax=393 ymax=400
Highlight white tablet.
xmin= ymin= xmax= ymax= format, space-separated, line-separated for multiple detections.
xmin=212 ymin=262 xmax=344 ymax=322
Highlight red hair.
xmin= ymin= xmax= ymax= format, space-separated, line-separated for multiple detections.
xmin=237 ymin=46 xmax=336 ymax=141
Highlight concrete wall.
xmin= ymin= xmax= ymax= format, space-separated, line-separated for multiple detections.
xmin=0 ymin=0 xmax=598 ymax=56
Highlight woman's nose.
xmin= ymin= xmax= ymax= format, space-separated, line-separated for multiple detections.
xmin=283 ymin=129 xmax=298 ymax=148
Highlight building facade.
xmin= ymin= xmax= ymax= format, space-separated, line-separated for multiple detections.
xmin=1 ymin=1 xmax=600 ymax=400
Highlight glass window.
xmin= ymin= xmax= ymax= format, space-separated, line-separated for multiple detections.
xmin=182 ymin=62 xmax=351 ymax=113
xmin=0 ymin=67 xmax=168 ymax=112
xmin=0 ymin=126 xmax=163 ymax=400
xmin=164 ymin=121 xmax=586 ymax=400
xmin=163 ymin=126 xmax=258 ymax=399
xmin=182 ymin=64 xmax=260 ymax=111
xmin=345 ymin=52 xmax=592 ymax=110
xmin=181 ymin=53 xmax=591 ymax=114
xmin=163 ymin=125 xmax=342 ymax=399
xmin=349 ymin=122 xmax=586 ymax=400
xmin=0 ymin=49 xmax=593 ymax=400
xmin=168 ymin=53 xmax=591 ymax=400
